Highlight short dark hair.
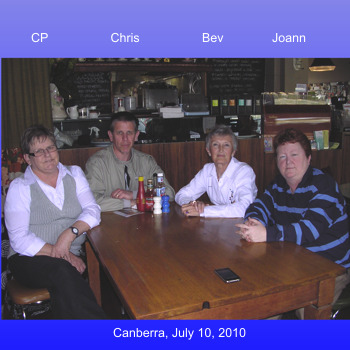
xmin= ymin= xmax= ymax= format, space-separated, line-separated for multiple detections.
xmin=205 ymin=124 xmax=238 ymax=151
xmin=109 ymin=112 xmax=139 ymax=132
xmin=273 ymin=128 xmax=311 ymax=158
xmin=21 ymin=125 xmax=56 ymax=155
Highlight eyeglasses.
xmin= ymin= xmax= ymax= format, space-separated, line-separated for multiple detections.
xmin=29 ymin=145 xmax=57 ymax=157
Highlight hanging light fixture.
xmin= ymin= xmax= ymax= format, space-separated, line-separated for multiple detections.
xmin=309 ymin=58 xmax=336 ymax=72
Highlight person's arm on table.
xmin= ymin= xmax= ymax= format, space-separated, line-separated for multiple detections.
xmin=85 ymin=156 xmax=128 ymax=211
xmin=202 ymin=165 xmax=257 ymax=218
xmin=175 ymin=167 xmax=208 ymax=216
xmin=175 ymin=168 xmax=207 ymax=204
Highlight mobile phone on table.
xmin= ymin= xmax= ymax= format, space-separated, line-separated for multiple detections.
xmin=215 ymin=268 xmax=241 ymax=283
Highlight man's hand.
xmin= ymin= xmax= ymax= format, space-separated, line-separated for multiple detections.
xmin=111 ymin=188 xmax=133 ymax=200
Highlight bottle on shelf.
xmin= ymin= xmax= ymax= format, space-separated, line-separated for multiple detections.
xmin=136 ymin=176 xmax=146 ymax=212
xmin=210 ymin=96 xmax=220 ymax=115
xmin=145 ymin=179 xmax=154 ymax=212
xmin=220 ymin=96 xmax=229 ymax=115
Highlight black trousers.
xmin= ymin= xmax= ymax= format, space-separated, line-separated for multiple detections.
xmin=8 ymin=254 xmax=107 ymax=319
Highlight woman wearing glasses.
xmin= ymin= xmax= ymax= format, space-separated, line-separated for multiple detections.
xmin=4 ymin=125 xmax=106 ymax=319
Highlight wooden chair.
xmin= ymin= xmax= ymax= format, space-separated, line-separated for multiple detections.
xmin=1 ymin=148 xmax=51 ymax=319
xmin=5 ymin=279 xmax=51 ymax=319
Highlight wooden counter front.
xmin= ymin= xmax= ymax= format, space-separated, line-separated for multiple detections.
xmin=58 ymin=139 xmax=265 ymax=194
xmin=264 ymin=149 xmax=344 ymax=187
xmin=58 ymin=135 xmax=347 ymax=196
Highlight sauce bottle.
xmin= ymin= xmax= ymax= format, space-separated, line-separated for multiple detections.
xmin=145 ymin=179 xmax=154 ymax=212
xmin=154 ymin=173 xmax=165 ymax=198
xmin=136 ymin=176 xmax=146 ymax=212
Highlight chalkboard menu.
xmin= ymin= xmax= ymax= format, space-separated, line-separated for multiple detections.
xmin=208 ymin=58 xmax=265 ymax=96
xmin=73 ymin=72 xmax=111 ymax=113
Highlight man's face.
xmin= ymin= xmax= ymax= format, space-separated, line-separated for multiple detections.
xmin=108 ymin=121 xmax=139 ymax=160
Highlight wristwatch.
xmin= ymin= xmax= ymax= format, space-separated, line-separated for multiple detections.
xmin=70 ymin=226 xmax=79 ymax=235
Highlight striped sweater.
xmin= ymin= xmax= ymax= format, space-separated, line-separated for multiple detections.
xmin=245 ymin=166 xmax=350 ymax=268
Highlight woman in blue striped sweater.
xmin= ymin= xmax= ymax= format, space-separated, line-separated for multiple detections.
xmin=237 ymin=128 xmax=350 ymax=315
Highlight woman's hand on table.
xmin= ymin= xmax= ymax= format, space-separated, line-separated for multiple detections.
xmin=181 ymin=200 xmax=207 ymax=217
xmin=236 ymin=218 xmax=267 ymax=243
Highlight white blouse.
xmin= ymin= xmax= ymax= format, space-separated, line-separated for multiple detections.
xmin=175 ymin=157 xmax=257 ymax=218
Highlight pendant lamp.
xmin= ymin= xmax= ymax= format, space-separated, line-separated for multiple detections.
xmin=309 ymin=58 xmax=336 ymax=72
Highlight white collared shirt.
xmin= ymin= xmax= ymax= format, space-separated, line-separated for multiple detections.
xmin=4 ymin=162 xmax=101 ymax=256
xmin=175 ymin=157 xmax=257 ymax=218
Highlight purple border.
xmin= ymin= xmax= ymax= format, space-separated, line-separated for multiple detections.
xmin=1 ymin=1 xmax=349 ymax=349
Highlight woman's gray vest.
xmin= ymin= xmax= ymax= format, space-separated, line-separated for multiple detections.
xmin=8 ymin=172 xmax=85 ymax=258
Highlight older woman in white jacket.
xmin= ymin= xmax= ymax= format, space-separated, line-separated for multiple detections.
xmin=175 ymin=125 xmax=257 ymax=218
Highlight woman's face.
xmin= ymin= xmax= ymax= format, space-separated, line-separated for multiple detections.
xmin=207 ymin=135 xmax=235 ymax=168
xmin=24 ymin=137 xmax=59 ymax=177
xmin=276 ymin=142 xmax=311 ymax=187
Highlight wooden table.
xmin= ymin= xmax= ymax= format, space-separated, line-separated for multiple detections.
xmin=86 ymin=205 xmax=345 ymax=320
